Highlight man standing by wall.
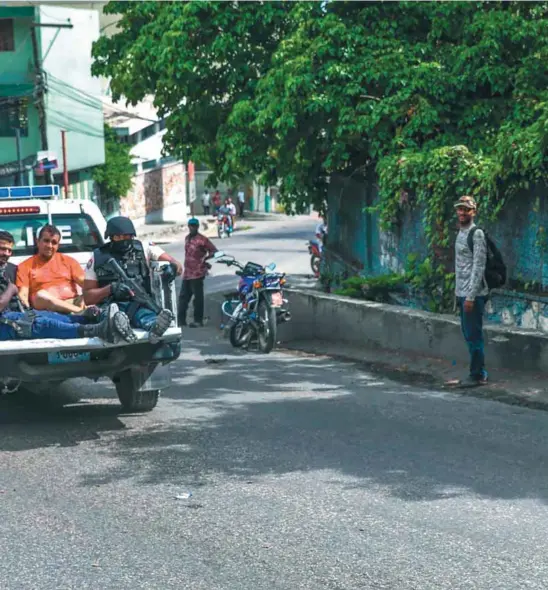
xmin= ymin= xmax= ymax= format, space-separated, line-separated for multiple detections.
xmin=202 ymin=190 xmax=211 ymax=216
xmin=454 ymin=196 xmax=489 ymax=387
xmin=237 ymin=188 xmax=245 ymax=218
xmin=178 ymin=218 xmax=217 ymax=328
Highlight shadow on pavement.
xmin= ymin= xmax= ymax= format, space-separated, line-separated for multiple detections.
xmin=0 ymin=380 xmax=127 ymax=451
xmin=75 ymin=330 xmax=548 ymax=505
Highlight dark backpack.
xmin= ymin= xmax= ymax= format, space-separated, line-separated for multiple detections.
xmin=467 ymin=227 xmax=507 ymax=290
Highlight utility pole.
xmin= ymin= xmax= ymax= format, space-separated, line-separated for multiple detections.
xmin=14 ymin=128 xmax=23 ymax=186
xmin=61 ymin=129 xmax=69 ymax=198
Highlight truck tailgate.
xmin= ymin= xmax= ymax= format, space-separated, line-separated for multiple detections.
xmin=0 ymin=326 xmax=181 ymax=355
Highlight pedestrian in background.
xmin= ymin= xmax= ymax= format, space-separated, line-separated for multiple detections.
xmin=237 ymin=188 xmax=245 ymax=218
xmin=178 ymin=218 xmax=217 ymax=328
xmin=202 ymin=190 xmax=211 ymax=216
xmin=454 ymin=196 xmax=489 ymax=387
xmin=212 ymin=190 xmax=221 ymax=213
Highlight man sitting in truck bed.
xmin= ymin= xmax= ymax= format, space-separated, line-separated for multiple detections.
xmin=16 ymin=224 xmax=86 ymax=314
xmin=0 ymin=230 xmax=134 ymax=343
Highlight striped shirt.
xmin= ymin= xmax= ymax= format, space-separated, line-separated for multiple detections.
xmin=455 ymin=223 xmax=489 ymax=301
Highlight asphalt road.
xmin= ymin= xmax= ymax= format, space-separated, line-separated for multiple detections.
xmin=2 ymin=217 xmax=548 ymax=589
xmin=163 ymin=214 xmax=319 ymax=295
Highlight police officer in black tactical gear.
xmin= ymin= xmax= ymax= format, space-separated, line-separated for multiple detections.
xmin=83 ymin=216 xmax=183 ymax=342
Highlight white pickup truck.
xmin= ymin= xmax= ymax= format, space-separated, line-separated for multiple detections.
xmin=0 ymin=185 xmax=181 ymax=412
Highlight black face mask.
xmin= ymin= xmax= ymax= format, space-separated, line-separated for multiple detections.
xmin=110 ymin=239 xmax=133 ymax=255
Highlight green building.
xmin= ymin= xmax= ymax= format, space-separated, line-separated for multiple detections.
xmin=0 ymin=4 xmax=105 ymax=198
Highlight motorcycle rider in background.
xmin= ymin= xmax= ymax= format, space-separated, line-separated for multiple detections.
xmin=315 ymin=216 xmax=328 ymax=253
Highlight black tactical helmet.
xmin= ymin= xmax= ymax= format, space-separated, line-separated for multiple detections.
xmin=104 ymin=216 xmax=136 ymax=239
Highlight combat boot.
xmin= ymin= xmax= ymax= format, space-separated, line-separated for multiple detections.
xmin=79 ymin=304 xmax=137 ymax=343
xmin=149 ymin=308 xmax=174 ymax=344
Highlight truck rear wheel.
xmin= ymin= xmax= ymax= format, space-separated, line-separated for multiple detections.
xmin=114 ymin=368 xmax=159 ymax=413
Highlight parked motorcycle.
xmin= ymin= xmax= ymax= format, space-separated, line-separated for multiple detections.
xmin=307 ymin=239 xmax=321 ymax=277
xmin=217 ymin=213 xmax=233 ymax=239
xmin=214 ymin=252 xmax=291 ymax=353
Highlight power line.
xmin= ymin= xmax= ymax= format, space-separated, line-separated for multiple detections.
xmin=46 ymin=71 xmax=160 ymax=123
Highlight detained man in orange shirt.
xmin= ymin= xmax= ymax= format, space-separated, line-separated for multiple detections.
xmin=16 ymin=224 xmax=85 ymax=314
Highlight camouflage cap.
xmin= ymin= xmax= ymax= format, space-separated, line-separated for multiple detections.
xmin=453 ymin=195 xmax=477 ymax=210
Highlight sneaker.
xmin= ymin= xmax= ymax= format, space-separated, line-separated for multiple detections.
xmin=149 ymin=309 xmax=174 ymax=343
xmin=459 ymin=376 xmax=487 ymax=388
xmin=188 ymin=322 xmax=204 ymax=328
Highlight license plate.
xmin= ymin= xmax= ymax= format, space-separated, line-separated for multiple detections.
xmin=47 ymin=351 xmax=91 ymax=365
xmin=271 ymin=292 xmax=283 ymax=307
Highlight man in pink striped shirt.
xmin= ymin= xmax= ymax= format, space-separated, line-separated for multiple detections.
xmin=178 ymin=218 xmax=217 ymax=327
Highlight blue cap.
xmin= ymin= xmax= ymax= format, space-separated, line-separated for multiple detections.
xmin=188 ymin=217 xmax=200 ymax=226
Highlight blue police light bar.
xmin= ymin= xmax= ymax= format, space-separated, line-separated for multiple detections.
xmin=0 ymin=185 xmax=60 ymax=200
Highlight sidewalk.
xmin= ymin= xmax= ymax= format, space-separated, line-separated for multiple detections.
xmin=137 ymin=212 xmax=287 ymax=243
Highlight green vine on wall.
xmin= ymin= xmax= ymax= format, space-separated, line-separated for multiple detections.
xmin=371 ymin=146 xmax=506 ymax=311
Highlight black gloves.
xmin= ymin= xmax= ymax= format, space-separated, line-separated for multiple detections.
xmin=111 ymin=281 xmax=134 ymax=301
xmin=161 ymin=263 xmax=178 ymax=283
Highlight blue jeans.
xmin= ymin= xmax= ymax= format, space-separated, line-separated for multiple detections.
xmin=0 ymin=311 xmax=80 ymax=340
xmin=36 ymin=311 xmax=88 ymax=325
xmin=110 ymin=302 xmax=157 ymax=331
xmin=457 ymin=296 xmax=488 ymax=381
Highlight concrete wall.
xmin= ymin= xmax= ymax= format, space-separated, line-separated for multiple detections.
xmin=205 ymin=287 xmax=548 ymax=373
xmin=39 ymin=5 xmax=105 ymax=172
xmin=280 ymin=290 xmax=548 ymax=373
xmin=120 ymin=161 xmax=187 ymax=226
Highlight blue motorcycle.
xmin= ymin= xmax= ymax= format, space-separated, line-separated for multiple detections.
xmin=214 ymin=252 xmax=291 ymax=353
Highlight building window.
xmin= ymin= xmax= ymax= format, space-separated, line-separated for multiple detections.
xmin=0 ymin=19 xmax=14 ymax=52
xmin=0 ymin=99 xmax=29 ymax=138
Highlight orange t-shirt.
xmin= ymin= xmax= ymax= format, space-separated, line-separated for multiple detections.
xmin=16 ymin=252 xmax=84 ymax=303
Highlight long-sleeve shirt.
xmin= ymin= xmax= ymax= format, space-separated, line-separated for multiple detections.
xmin=183 ymin=233 xmax=217 ymax=280
xmin=455 ymin=223 xmax=489 ymax=301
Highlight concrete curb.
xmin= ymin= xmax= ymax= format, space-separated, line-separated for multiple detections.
xmin=279 ymin=289 xmax=548 ymax=373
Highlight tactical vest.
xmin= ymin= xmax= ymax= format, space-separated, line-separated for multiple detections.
xmin=0 ymin=263 xmax=23 ymax=312
xmin=93 ymin=240 xmax=152 ymax=295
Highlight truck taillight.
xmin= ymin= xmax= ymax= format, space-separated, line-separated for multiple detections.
xmin=0 ymin=206 xmax=40 ymax=214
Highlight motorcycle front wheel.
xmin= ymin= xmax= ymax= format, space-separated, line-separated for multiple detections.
xmin=229 ymin=321 xmax=251 ymax=348
xmin=257 ymin=299 xmax=277 ymax=353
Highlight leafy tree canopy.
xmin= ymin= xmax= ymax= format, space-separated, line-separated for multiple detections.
xmin=92 ymin=124 xmax=134 ymax=202
xmin=93 ymin=1 xmax=548 ymax=219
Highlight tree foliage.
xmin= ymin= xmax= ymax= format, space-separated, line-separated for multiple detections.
xmin=92 ymin=0 xmax=548 ymax=224
xmin=92 ymin=124 xmax=134 ymax=202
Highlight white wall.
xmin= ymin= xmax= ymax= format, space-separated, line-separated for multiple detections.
xmin=39 ymin=4 xmax=105 ymax=171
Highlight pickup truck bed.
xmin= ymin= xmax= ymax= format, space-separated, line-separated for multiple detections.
xmin=0 ymin=326 xmax=181 ymax=355
xmin=0 ymin=327 xmax=182 ymax=383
